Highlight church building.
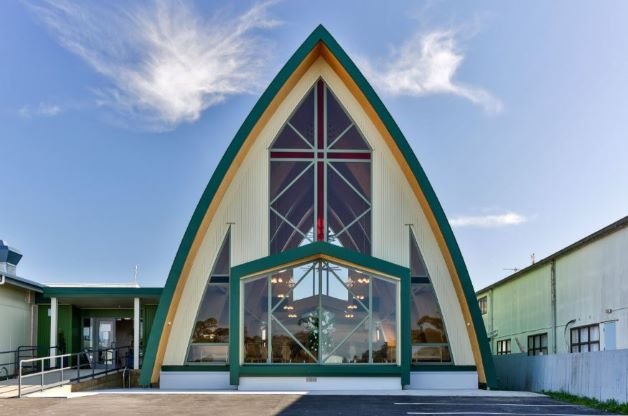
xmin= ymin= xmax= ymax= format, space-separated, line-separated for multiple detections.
xmin=139 ymin=25 xmax=495 ymax=391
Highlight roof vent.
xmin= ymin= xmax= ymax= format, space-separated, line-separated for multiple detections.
xmin=0 ymin=240 xmax=23 ymax=275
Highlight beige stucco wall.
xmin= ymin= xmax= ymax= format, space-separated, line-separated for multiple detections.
xmin=0 ymin=283 xmax=37 ymax=373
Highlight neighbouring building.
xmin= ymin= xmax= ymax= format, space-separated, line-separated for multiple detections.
xmin=139 ymin=25 xmax=494 ymax=391
xmin=0 ymin=240 xmax=161 ymax=379
xmin=0 ymin=241 xmax=41 ymax=378
xmin=476 ymin=215 xmax=628 ymax=357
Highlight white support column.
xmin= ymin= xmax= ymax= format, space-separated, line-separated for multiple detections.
xmin=133 ymin=297 xmax=140 ymax=370
xmin=50 ymin=297 xmax=58 ymax=368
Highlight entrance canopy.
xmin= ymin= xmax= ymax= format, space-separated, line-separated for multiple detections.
xmin=41 ymin=286 xmax=162 ymax=308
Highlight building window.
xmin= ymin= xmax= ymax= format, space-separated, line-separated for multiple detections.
xmin=242 ymin=260 xmax=398 ymax=364
xmin=570 ymin=324 xmax=600 ymax=353
xmin=186 ymin=231 xmax=230 ymax=364
xmin=409 ymin=230 xmax=452 ymax=364
xmin=478 ymin=297 xmax=487 ymax=315
xmin=269 ymin=79 xmax=372 ymax=255
xmin=496 ymin=339 xmax=511 ymax=355
xmin=527 ymin=333 xmax=548 ymax=356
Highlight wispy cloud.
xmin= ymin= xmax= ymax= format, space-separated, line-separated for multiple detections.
xmin=19 ymin=102 xmax=63 ymax=118
xmin=363 ymin=29 xmax=503 ymax=113
xmin=449 ymin=212 xmax=527 ymax=228
xmin=28 ymin=0 xmax=280 ymax=130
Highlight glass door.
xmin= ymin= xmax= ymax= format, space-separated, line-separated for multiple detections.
xmin=93 ymin=319 xmax=116 ymax=367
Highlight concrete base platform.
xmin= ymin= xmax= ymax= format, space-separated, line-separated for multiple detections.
xmin=409 ymin=371 xmax=478 ymax=390
xmin=28 ymin=388 xmax=544 ymax=399
xmin=239 ymin=376 xmax=401 ymax=391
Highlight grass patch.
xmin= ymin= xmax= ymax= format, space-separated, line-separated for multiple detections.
xmin=543 ymin=391 xmax=628 ymax=415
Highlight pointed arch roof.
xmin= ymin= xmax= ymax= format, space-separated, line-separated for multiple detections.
xmin=139 ymin=25 xmax=495 ymax=387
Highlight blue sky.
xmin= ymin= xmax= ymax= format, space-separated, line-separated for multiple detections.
xmin=2 ymin=1 xmax=627 ymax=290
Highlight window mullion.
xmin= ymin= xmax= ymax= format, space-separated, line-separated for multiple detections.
xmin=368 ymin=276 xmax=373 ymax=364
xmin=267 ymin=275 xmax=272 ymax=363
xmin=287 ymin=122 xmax=315 ymax=149
xmin=317 ymin=261 xmax=323 ymax=363
xmin=270 ymin=162 xmax=314 ymax=205
xmin=327 ymin=122 xmax=354 ymax=148
xmin=322 ymin=315 xmax=369 ymax=363
xmin=328 ymin=162 xmax=371 ymax=206
xmin=271 ymin=315 xmax=318 ymax=363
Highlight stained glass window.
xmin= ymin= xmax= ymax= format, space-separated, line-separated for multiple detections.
xmin=270 ymin=79 xmax=371 ymax=255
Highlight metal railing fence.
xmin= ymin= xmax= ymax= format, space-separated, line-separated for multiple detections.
xmin=18 ymin=345 xmax=131 ymax=397
xmin=0 ymin=346 xmax=57 ymax=380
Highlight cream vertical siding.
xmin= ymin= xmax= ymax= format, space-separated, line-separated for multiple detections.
xmin=488 ymin=264 xmax=553 ymax=353
xmin=555 ymin=226 xmax=628 ymax=353
xmin=163 ymin=61 xmax=324 ymax=364
xmin=163 ymin=58 xmax=475 ymax=365
xmin=321 ymin=63 xmax=475 ymax=364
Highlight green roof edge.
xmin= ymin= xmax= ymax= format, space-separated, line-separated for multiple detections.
xmin=42 ymin=286 xmax=162 ymax=299
xmin=139 ymin=24 xmax=495 ymax=388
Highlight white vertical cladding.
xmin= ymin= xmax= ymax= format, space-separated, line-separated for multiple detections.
xmin=555 ymin=226 xmax=628 ymax=353
xmin=320 ymin=63 xmax=474 ymax=365
xmin=163 ymin=60 xmax=325 ymax=365
xmin=133 ymin=297 xmax=140 ymax=370
xmin=50 ymin=297 xmax=58 ymax=368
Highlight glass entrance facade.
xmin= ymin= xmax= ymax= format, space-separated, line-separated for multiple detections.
xmin=242 ymin=260 xmax=398 ymax=365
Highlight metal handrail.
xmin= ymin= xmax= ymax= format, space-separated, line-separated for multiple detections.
xmin=18 ymin=345 xmax=132 ymax=398
xmin=0 ymin=345 xmax=57 ymax=380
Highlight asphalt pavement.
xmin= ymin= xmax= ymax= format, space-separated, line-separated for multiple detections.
xmin=0 ymin=394 xmax=617 ymax=416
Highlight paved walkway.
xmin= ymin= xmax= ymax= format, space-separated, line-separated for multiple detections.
xmin=0 ymin=369 xmax=120 ymax=398
xmin=0 ymin=393 xmax=616 ymax=416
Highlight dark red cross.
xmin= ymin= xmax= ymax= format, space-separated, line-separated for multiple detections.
xmin=270 ymin=80 xmax=371 ymax=242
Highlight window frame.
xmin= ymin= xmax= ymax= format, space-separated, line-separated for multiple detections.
xmin=240 ymin=259 xmax=400 ymax=366
xmin=184 ymin=229 xmax=231 ymax=365
xmin=409 ymin=228 xmax=453 ymax=365
xmin=527 ymin=333 xmax=548 ymax=356
xmin=478 ymin=296 xmax=488 ymax=315
xmin=570 ymin=324 xmax=600 ymax=353
xmin=496 ymin=339 xmax=511 ymax=355
xmin=268 ymin=79 xmax=372 ymax=256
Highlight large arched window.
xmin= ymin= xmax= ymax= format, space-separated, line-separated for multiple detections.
xmin=270 ymin=79 xmax=371 ymax=255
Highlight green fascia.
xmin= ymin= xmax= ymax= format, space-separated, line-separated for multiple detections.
xmin=139 ymin=24 xmax=496 ymax=388
xmin=229 ymin=242 xmax=411 ymax=386
xmin=42 ymin=287 xmax=162 ymax=299
xmin=231 ymin=242 xmax=408 ymax=280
